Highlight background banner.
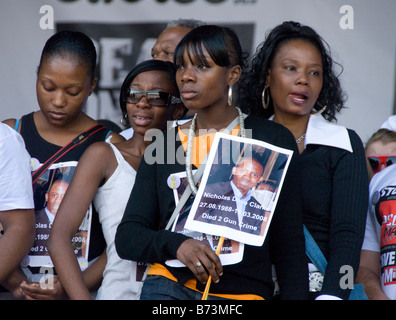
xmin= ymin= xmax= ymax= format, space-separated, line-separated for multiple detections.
xmin=0 ymin=0 xmax=395 ymax=142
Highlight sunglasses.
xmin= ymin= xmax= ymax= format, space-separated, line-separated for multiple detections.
xmin=367 ymin=155 xmax=396 ymax=174
xmin=124 ymin=88 xmax=181 ymax=106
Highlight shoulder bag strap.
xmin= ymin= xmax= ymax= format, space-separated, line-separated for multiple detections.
xmin=303 ymin=225 xmax=327 ymax=274
xmin=31 ymin=124 xmax=106 ymax=184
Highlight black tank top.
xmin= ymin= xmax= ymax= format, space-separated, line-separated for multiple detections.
xmin=19 ymin=112 xmax=110 ymax=263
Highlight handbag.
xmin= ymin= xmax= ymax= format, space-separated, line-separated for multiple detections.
xmin=303 ymin=225 xmax=368 ymax=300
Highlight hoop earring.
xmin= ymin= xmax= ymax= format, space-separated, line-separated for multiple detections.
xmin=262 ymin=86 xmax=270 ymax=109
xmin=120 ymin=114 xmax=128 ymax=127
xmin=228 ymin=86 xmax=233 ymax=106
xmin=311 ymin=105 xmax=327 ymax=115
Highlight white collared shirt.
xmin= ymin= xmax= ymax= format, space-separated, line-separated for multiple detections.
xmin=230 ymin=180 xmax=252 ymax=228
xmin=269 ymin=114 xmax=353 ymax=153
xmin=45 ymin=206 xmax=55 ymax=225
xmin=304 ymin=114 xmax=353 ymax=153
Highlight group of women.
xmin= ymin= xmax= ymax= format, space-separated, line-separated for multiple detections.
xmin=1 ymin=20 xmax=368 ymax=300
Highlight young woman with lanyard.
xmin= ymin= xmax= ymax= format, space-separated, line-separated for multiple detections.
xmin=115 ymin=25 xmax=308 ymax=300
xmin=2 ymin=30 xmax=124 ymax=299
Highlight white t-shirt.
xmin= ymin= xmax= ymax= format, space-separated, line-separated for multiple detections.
xmin=0 ymin=123 xmax=34 ymax=211
xmin=362 ymin=164 xmax=396 ymax=299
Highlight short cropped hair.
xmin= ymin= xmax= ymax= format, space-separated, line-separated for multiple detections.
xmin=38 ymin=30 xmax=97 ymax=81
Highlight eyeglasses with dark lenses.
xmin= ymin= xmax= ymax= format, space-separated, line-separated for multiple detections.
xmin=125 ymin=88 xmax=181 ymax=106
xmin=367 ymin=155 xmax=396 ymax=174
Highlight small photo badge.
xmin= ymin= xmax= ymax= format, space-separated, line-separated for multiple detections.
xmin=20 ymin=255 xmax=30 ymax=268
xmin=372 ymin=190 xmax=380 ymax=205
xmin=167 ymin=174 xmax=181 ymax=190
xmin=78 ymin=257 xmax=88 ymax=271
xmin=30 ymin=158 xmax=41 ymax=171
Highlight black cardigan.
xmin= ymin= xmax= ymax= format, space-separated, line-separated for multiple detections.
xmin=301 ymin=129 xmax=369 ymax=299
xmin=116 ymin=115 xmax=309 ymax=299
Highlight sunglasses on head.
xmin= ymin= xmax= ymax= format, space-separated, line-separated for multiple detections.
xmin=367 ymin=155 xmax=396 ymax=174
xmin=124 ymin=88 xmax=181 ymax=106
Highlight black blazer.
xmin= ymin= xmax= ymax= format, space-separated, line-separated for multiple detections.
xmin=301 ymin=129 xmax=369 ymax=299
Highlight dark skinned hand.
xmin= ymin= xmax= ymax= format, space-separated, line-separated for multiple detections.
xmin=176 ymin=238 xmax=223 ymax=284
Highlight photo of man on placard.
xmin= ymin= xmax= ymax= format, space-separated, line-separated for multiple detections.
xmin=29 ymin=163 xmax=92 ymax=268
xmin=185 ymin=133 xmax=293 ymax=247
xmin=32 ymin=178 xmax=69 ymax=256
xmin=193 ymin=154 xmax=269 ymax=236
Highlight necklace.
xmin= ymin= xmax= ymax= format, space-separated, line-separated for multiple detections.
xmin=186 ymin=107 xmax=245 ymax=195
xmin=296 ymin=133 xmax=306 ymax=144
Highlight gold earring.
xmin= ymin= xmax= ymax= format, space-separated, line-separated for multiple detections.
xmin=228 ymin=86 xmax=233 ymax=106
xmin=120 ymin=114 xmax=128 ymax=126
xmin=262 ymin=86 xmax=270 ymax=109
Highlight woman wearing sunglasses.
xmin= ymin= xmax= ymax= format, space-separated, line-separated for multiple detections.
xmin=116 ymin=25 xmax=308 ymax=300
xmin=48 ymin=60 xmax=184 ymax=299
xmin=236 ymin=21 xmax=369 ymax=299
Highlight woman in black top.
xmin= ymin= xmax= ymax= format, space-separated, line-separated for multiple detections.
xmin=3 ymin=30 xmax=124 ymax=299
xmin=237 ymin=21 xmax=369 ymax=299
xmin=116 ymin=25 xmax=308 ymax=300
